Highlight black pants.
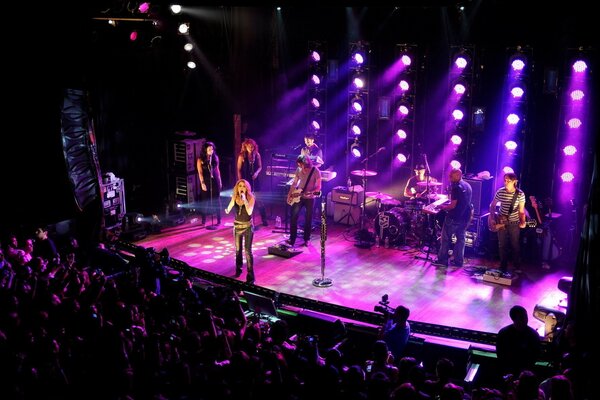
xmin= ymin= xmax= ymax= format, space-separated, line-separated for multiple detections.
xmin=289 ymin=197 xmax=316 ymax=244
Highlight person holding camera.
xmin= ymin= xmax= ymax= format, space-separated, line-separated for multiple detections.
xmin=381 ymin=305 xmax=411 ymax=364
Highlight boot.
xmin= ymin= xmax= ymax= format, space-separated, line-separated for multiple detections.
xmin=235 ymin=265 xmax=243 ymax=278
xmin=246 ymin=255 xmax=254 ymax=284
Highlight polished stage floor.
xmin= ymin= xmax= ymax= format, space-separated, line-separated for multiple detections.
xmin=131 ymin=205 xmax=573 ymax=345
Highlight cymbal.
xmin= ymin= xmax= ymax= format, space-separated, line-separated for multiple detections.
xmin=416 ymin=181 xmax=442 ymax=187
xmin=351 ymin=169 xmax=377 ymax=177
xmin=366 ymin=191 xmax=392 ymax=200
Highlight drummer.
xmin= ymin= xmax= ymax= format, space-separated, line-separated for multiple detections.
xmin=403 ymin=164 xmax=439 ymax=200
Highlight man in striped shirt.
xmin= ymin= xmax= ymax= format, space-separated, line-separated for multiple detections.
xmin=489 ymin=173 xmax=527 ymax=274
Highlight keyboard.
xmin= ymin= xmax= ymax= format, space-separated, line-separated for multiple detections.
xmin=422 ymin=195 xmax=450 ymax=214
xmin=266 ymin=165 xmax=337 ymax=182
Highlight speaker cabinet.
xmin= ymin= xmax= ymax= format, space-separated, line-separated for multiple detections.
xmin=333 ymin=203 xmax=360 ymax=225
xmin=331 ymin=186 xmax=364 ymax=205
xmin=172 ymin=138 xmax=205 ymax=174
xmin=101 ymin=178 xmax=126 ymax=230
xmin=464 ymin=178 xmax=494 ymax=216
xmin=174 ymin=174 xmax=198 ymax=204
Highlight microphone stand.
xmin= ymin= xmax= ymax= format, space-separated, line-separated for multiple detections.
xmin=206 ymin=157 xmax=217 ymax=230
xmin=354 ymin=148 xmax=383 ymax=249
xmin=414 ymin=154 xmax=435 ymax=261
xmin=313 ymin=199 xmax=333 ymax=287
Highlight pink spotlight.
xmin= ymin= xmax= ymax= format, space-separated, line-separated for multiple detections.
xmin=454 ymin=56 xmax=468 ymax=69
xmin=561 ymin=172 xmax=575 ymax=182
xmin=352 ymin=101 xmax=363 ymax=113
xmin=353 ymin=53 xmax=364 ymax=65
xmin=311 ymin=51 xmax=321 ymax=62
xmin=353 ymin=77 xmax=365 ymax=89
xmin=396 ymin=153 xmax=408 ymax=163
xmin=138 ymin=2 xmax=150 ymax=13
xmin=398 ymin=80 xmax=410 ymax=92
xmin=311 ymin=120 xmax=321 ymax=130
xmin=396 ymin=129 xmax=407 ymax=140
xmin=450 ymin=160 xmax=461 ymax=169
xmin=129 ymin=31 xmax=138 ymax=41
xmin=506 ymin=113 xmax=520 ymax=125
xmin=570 ymin=89 xmax=584 ymax=101
xmin=567 ymin=118 xmax=582 ymax=129
xmin=452 ymin=109 xmax=464 ymax=121
xmin=311 ymin=74 xmax=321 ymax=85
xmin=504 ymin=140 xmax=518 ymax=151
xmin=511 ymin=86 xmax=524 ymax=98
xmin=502 ymin=166 xmax=515 ymax=174
xmin=351 ymin=124 xmax=361 ymax=136
xmin=563 ymin=145 xmax=577 ymax=156
xmin=401 ymin=55 xmax=412 ymax=66
xmin=450 ymin=135 xmax=462 ymax=145
xmin=398 ymin=105 xmax=409 ymax=116
xmin=453 ymin=83 xmax=466 ymax=95
xmin=511 ymin=58 xmax=525 ymax=71
xmin=572 ymin=60 xmax=587 ymax=73
xmin=310 ymin=98 xmax=320 ymax=108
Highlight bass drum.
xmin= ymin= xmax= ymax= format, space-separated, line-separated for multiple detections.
xmin=373 ymin=207 xmax=411 ymax=243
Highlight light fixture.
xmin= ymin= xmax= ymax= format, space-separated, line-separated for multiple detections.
xmin=350 ymin=139 xmax=362 ymax=158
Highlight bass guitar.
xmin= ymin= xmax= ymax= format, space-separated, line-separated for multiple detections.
xmin=287 ymin=189 xmax=322 ymax=206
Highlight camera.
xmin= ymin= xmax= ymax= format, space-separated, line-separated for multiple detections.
xmin=374 ymin=294 xmax=394 ymax=315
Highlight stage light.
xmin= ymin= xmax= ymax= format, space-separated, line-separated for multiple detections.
xmin=506 ymin=113 xmax=520 ymax=125
xmin=183 ymin=43 xmax=193 ymax=52
xmin=350 ymin=140 xmax=362 ymax=158
xmin=310 ymin=50 xmax=321 ymax=62
xmin=504 ymin=140 xmax=518 ymax=151
xmin=398 ymin=79 xmax=410 ymax=92
xmin=352 ymin=76 xmax=366 ymax=90
xmin=450 ymin=160 xmax=462 ymax=169
xmin=396 ymin=153 xmax=408 ymax=163
xmin=352 ymin=52 xmax=365 ymax=65
xmin=502 ymin=166 xmax=514 ymax=174
xmin=511 ymin=58 xmax=526 ymax=72
xmin=310 ymin=97 xmax=320 ymax=109
xmin=563 ymin=145 xmax=577 ymax=156
xmin=310 ymin=118 xmax=322 ymax=131
xmin=129 ymin=31 xmax=138 ymax=41
xmin=400 ymin=54 xmax=412 ymax=67
xmin=351 ymin=96 xmax=364 ymax=113
xmin=454 ymin=55 xmax=468 ymax=70
xmin=570 ymin=89 xmax=584 ymax=101
xmin=350 ymin=119 xmax=363 ymax=136
xmin=311 ymin=74 xmax=322 ymax=86
xmin=186 ymin=61 xmax=196 ymax=69
xmin=510 ymin=86 xmax=525 ymax=98
xmin=178 ymin=23 xmax=190 ymax=35
xmin=567 ymin=118 xmax=582 ymax=129
xmin=450 ymin=135 xmax=463 ymax=145
xmin=451 ymin=109 xmax=464 ymax=121
xmin=396 ymin=129 xmax=408 ymax=140
xmin=561 ymin=172 xmax=575 ymax=182
xmin=170 ymin=4 xmax=182 ymax=14
xmin=572 ymin=60 xmax=587 ymax=73
xmin=138 ymin=2 xmax=150 ymax=13
xmin=453 ymin=82 xmax=466 ymax=95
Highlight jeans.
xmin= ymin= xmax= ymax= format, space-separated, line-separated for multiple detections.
xmin=289 ymin=197 xmax=316 ymax=244
xmin=498 ymin=223 xmax=521 ymax=271
xmin=437 ymin=218 xmax=468 ymax=265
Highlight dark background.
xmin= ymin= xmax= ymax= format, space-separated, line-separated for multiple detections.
xmin=4 ymin=2 xmax=597 ymax=235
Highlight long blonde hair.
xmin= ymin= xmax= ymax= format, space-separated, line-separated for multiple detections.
xmin=233 ymin=179 xmax=254 ymax=202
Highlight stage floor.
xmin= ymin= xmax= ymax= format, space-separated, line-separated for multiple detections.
xmin=132 ymin=209 xmax=573 ymax=342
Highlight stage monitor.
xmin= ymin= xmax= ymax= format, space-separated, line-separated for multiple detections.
xmin=243 ymin=291 xmax=279 ymax=320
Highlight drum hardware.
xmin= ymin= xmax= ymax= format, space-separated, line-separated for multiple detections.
xmin=374 ymin=207 xmax=410 ymax=246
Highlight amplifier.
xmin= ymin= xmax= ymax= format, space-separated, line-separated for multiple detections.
xmin=464 ymin=178 xmax=494 ymax=216
xmin=331 ymin=186 xmax=364 ymax=205
xmin=174 ymin=174 xmax=198 ymax=204
xmin=173 ymin=138 xmax=204 ymax=173
xmin=333 ymin=203 xmax=361 ymax=225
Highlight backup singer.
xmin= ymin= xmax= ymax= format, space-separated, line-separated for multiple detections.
xmin=489 ymin=172 xmax=526 ymax=274
xmin=286 ymin=155 xmax=322 ymax=247
xmin=237 ymin=138 xmax=268 ymax=226
xmin=225 ymin=179 xmax=255 ymax=284
xmin=300 ymin=133 xmax=324 ymax=168
xmin=197 ymin=141 xmax=222 ymax=226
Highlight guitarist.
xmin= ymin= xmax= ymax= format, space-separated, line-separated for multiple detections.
xmin=488 ymin=172 xmax=527 ymax=274
xmin=286 ymin=155 xmax=322 ymax=247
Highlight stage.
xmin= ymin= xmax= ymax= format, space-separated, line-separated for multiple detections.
xmin=129 ymin=205 xmax=573 ymax=348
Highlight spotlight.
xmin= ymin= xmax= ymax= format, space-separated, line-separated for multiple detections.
xmin=506 ymin=113 xmax=520 ymax=125
xmin=350 ymin=140 xmax=362 ymax=158
xmin=504 ymin=140 xmax=518 ymax=151
xmin=170 ymin=4 xmax=182 ymax=14
xmin=178 ymin=23 xmax=190 ymax=35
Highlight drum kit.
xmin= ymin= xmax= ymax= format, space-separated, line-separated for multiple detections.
xmin=367 ymin=181 xmax=446 ymax=246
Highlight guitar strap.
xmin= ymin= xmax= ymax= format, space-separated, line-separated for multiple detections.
xmin=507 ymin=189 xmax=519 ymax=216
xmin=301 ymin=167 xmax=316 ymax=193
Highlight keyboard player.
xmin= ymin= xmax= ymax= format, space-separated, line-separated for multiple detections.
xmin=300 ymin=133 xmax=324 ymax=168
xmin=433 ymin=168 xmax=473 ymax=268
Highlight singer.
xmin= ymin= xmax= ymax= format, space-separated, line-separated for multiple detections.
xmin=225 ymin=179 xmax=256 ymax=284
xmin=197 ymin=141 xmax=223 ymax=226
xmin=300 ymin=133 xmax=324 ymax=168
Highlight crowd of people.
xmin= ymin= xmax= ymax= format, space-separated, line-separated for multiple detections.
xmin=0 ymin=222 xmax=585 ymax=399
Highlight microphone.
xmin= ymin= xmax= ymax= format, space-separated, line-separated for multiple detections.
xmin=292 ymin=144 xmax=303 ymax=150
xmin=377 ymin=146 xmax=386 ymax=153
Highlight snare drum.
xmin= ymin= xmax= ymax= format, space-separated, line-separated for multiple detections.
xmin=373 ymin=207 xmax=411 ymax=243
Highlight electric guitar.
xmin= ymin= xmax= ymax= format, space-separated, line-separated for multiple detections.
xmin=287 ymin=189 xmax=322 ymax=206
xmin=488 ymin=212 xmax=537 ymax=232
